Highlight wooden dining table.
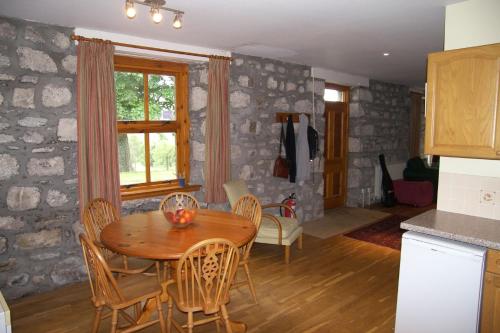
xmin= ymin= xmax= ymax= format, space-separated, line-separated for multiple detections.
xmin=100 ymin=208 xmax=256 ymax=333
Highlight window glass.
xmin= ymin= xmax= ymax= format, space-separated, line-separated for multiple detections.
xmin=118 ymin=133 xmax=146 ymax=185
xmin=324 ymin=88 xmax=343 ymax=102
xmin=115 ymin=72 xmax=145 ymax=120
xmin=149 ymin=74 xmax=176 ymax=121
xmin=150 ymin=132 xmax=177 ymax=182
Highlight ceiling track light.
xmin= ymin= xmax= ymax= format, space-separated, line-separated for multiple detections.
xmin=124 ymin=0 xmax=184 ymax=29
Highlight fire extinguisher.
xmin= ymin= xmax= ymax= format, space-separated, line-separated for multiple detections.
xmin=281 ymin=193 xmax=297 ymax=217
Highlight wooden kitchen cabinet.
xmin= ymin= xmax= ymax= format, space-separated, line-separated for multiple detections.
xmin=424 ymin=43 xmax=500 ymax=159
xmin=481 ymin=250 xmax=500 ymax=332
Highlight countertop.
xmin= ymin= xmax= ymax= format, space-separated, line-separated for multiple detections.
xmin=400 ymin=209 xmax=500 ymax=250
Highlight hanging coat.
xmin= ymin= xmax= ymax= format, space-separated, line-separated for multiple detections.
xmin=285 ymin=115 xmax=296 ymax=183
xmin=296 ymin=114 xmax=310 ymax=181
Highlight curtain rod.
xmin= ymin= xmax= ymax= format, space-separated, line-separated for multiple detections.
xmin=70 ymin=34 xmax=232 ymax=61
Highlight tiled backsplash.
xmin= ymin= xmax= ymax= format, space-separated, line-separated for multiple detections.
xmin=438 ymin=172 xmax=500 ymax=219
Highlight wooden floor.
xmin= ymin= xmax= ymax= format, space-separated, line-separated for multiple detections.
xmin=10 ymin=234 xmax=400 ymax=333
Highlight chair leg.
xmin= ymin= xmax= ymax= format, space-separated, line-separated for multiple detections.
xmin=220 ymin=304 xmax=233 ymax=333
xmin=243 ymin=263 xmax=258 ymax=304
xmin=167 ymin=296 xmax=173 ymax=333
xmin=92 ymin=306 xmax=103 ymax=333
xmin=284 ymin=245 xmax=291 ymax=264
xmin=156 ymin=296 xmax=167 ymax=333
xmin=297 ymin=233 xmax=303 ymax=250
xmin=110 ymin=309 xmax=119 ymax=333
xmin=215 ymin=313 xmax=221 ymax=333
xmin=187 ymin=312 xmax=194 ymax=333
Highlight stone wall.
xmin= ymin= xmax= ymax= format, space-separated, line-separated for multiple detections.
xmin=347 ymin=80 xmax=410 ymax=207
xmin=0 ymin=18 xmax=326 ymax=300
xmin=0 ymin=16 xmax=85 ymax=300
xmin=124 ymin=54 xmax=326 ymax=223
xmin=188 ymin=54 xmax=325 ymax=222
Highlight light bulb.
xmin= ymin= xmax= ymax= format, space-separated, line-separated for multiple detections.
xmin=151 ymin=8 xmax=162 ymax=23
xmin=172 ymin=13 xmax=182 ymax=29
xmin=125 ymin=0 xmax=136 ymax=19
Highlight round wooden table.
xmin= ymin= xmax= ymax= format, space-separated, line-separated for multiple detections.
xmin=100 ymin=208 xmax=256 ymax=333
xmin=101 ymin=209 xmax=256 ymax=260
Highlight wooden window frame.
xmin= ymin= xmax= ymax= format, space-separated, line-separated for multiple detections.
xmin=114 ymin=55 xmax=199 ymax=200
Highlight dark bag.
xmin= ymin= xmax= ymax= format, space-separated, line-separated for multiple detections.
xmin=307 ymin=125 xmax=319 ymax=160
xmin=273 ymin=123 xmax=289 ymax=178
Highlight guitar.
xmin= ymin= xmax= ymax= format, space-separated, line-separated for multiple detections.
xmin=378 ymin=154 xmax=396 ymax=207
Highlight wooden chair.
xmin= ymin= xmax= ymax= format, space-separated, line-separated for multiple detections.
xmin=159 ymin=192 xmax=201 ymax=280
xmin=80 ymin=234 xmax=166 ymax=333
xmin=83 ymin=198 xmax=156 ymax=275
xmin=159 ymin=192 xmax=200 ymax=212
xmin=165 ymin=239 xmax=240 ymax=333
xmin=223 ymin=180 xmax=303 ymax=264
xmin=231 ymin=194 xmax=262 ymax=303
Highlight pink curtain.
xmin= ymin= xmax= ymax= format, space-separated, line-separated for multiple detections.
xmin=205 ymin=58 xmax=231 ymax=203
xmin=77 ymin=40 xmax=121 ymax=218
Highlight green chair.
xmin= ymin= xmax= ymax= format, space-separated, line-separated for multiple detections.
xmin=223 ymin=180 xmax=303 ymax=264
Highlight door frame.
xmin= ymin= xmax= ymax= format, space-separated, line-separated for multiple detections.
xmin=323 ymin=82 xmax=350 ymax=209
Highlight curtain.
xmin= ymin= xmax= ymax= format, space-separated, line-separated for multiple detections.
xmin=77 ymin=40 xmax=121 ymax=218
xmin=205 ymin=58 xmax=230 ymax=203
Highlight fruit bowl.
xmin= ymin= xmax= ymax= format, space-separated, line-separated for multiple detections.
xmin=163 ymin=208 xmax=196 ymax=228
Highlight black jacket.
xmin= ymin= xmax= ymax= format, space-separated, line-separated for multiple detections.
xmin=285 ymin=115 xmax=296 ymax=183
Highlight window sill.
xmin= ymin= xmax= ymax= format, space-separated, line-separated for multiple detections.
xmin=121 ymin=184 xmax=202 ymax=201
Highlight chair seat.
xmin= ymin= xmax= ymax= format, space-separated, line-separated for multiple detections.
xmin=167 ymin=281 xmax=229 ymax=314
xmin=94 ymin=272 xmax=162 ymax=308
xmin=256 ymin=226 xmax=303 ymax=246
xmin=108 ymin=255 xmax=155 ymax=273
xmin=258 ymin=216 xmax=299 ymax=238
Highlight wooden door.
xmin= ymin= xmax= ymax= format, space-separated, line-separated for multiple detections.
xmin=324 ymin=101 xmax=349 ymax=209
xmin=425 ymin=43 xmax=500 ymax=159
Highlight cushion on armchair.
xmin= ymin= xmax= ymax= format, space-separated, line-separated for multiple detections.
xmin=258 ymin=216 xmax=299 ymax=238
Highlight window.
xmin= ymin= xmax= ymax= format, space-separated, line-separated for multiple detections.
xmin=114 ymin=55 xmax=195 ymax=200
xmin=324 ymin=88 xmax=343 ymax=102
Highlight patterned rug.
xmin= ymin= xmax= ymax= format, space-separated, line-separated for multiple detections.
xmin=344 ymin=215 xmax=408 ymax=250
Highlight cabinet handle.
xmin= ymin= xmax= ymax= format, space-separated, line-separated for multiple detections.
xmin=497 ymin=151 xmax=500 ymax=156
xmin=424 ymin=83 xmax=427 ymax=118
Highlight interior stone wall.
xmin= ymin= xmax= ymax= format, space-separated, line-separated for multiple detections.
xmin=0 ymin=18 xmax=326 ymax=300
xmin=346 ymin=80 xmax=411 ymax=207
xmin=125 ymin=54 xmax=326 ymax=223
xmin=188 ymin=54 xmax=325 ymax=222
xmin=0 ymin=16 xmax=85 ymax=300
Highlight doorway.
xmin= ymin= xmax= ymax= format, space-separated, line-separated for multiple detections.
xmin=324 ymin=83 xmax=350 ymax=209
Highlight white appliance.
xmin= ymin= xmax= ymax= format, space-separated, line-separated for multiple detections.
xmin=395 ymin=231 xmax=486 ymax=333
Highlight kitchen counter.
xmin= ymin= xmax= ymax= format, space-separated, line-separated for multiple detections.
xmin=400 ymin=209 xmax=500 ymax=250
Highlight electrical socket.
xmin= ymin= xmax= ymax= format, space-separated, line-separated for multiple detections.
xmin=480 ymin=189 xmax=496 ymax=205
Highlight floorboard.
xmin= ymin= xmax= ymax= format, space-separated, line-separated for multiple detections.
xmin=10 ymin=234 xmax=400 ymax=333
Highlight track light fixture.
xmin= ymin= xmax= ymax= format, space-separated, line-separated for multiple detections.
xmin=124 ymin=0 xmax=184 ymax=29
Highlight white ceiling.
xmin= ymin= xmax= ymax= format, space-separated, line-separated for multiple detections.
xmin=0 ymin=0 xmax=464 ymax=87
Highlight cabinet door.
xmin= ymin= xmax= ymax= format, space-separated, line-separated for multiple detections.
xmin=425 ymin=43 xmax=500 ymax=159
xmin=481 ymin=272 xmax=500 ymax=333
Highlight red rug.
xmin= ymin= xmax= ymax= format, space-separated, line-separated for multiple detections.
xmin=344 ymin=215 xmax=408 ymax=250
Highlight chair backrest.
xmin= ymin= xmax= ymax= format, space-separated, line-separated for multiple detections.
xmin=232 ymin=194 xmax=262 ymax=260
xmin=176 ymin=238 xmax=240 ymax=315
xmin=83 ymin=198 xmax=119 ymax=259
xmin=159 ymin=192 xmax=200 ymax=211
xmin=80 ymin=234 xmax=124 ymax=305
xmin=223 ymin=180 xmax=250 ymax=209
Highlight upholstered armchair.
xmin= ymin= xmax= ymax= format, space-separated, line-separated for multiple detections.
xmin=223 ymin=180 xmax=303 ymax=264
